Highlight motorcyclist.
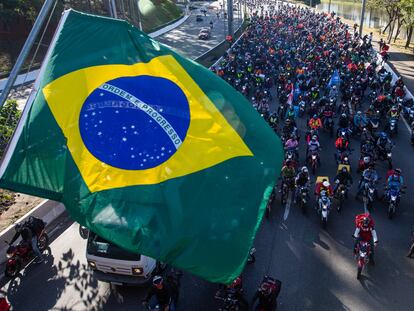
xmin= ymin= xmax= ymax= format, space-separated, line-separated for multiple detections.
xmin=284 ymin=135 xmax=299 ymax=158
xmin=376 ymin=132 xmax=393 ymax=158
xmin=10 ymin=221 xmax=44 ymax=263
xmin=308 ymin=114 xmax=322 ymax=131
xmin=269 ymin=112 xmax=278 ymax=130
xmin=335 ymin=134 xmax=350 ymax=161
xmin=334 ymin=166 xmax=353 ymax=193
xmin=353 ymin=111 xmax=368 ymax=133
xmin=353 ymin=214 xmax=379 ymax=264
xmin=294 ymin=166 xmax=310 ymax=203
xmin=142 ymin=275 xmax=177 ymax=311
xmin=307 ymin=135 xmax=320 ymax=158
xmin=356 ymin=164 xmax=378 ymax=197
xmin=385 ymin=168 xmax=404 ymax=199
xmin=251 ymin=277 xmax=281 ymax=311
xmin=280 ymin=160 xmax=296 ymax=189
xmin=329 ymin=85 xmax=339 ymax=100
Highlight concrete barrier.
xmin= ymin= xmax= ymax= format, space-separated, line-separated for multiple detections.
xmin=0 ymin=200 xmax=65 ymax=264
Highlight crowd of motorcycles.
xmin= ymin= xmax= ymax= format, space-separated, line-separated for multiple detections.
xmin=210 ymin=1 xmax=414 ymax=308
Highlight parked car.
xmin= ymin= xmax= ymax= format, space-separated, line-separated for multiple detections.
xmin=196 ymin=15 xmax=203 ymax=22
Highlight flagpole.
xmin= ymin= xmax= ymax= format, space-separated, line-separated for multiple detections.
xmin=0 ymin=0 xmax=56 ymax=110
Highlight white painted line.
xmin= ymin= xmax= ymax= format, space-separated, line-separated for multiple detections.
xmin=283 ymin=192 xmax=292 ymax=221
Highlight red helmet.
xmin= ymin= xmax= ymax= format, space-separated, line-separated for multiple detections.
xmin=228 ymin=276 xmax=242 ymax=289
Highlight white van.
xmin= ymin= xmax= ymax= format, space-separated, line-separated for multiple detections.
xmin=85 ymin=230 xmax=162 ymax=286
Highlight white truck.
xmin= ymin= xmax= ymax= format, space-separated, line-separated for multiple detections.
xmin=83 ymin=227 xmax=163 ymax=286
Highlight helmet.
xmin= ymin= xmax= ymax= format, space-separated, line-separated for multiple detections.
xmin=286 ymin=159 xmax=292 ymax=165
xmin=380 ymin=132 xmax=387 ymax=139
xmin=301 ymin=166 xmax=308 ymax=173
xmin=341 ymin=113 xmax=347 ymax=118
xmin=322 ymin=181 xmax=330 ymax=188
xmin=260 ymin=282 xmax=273 ymax=295
xmin=313 ymin=114 xmax=318 ymax=119
xmin=333 ymin=85 xmax=337 ymax=90
xmin=312 ymin=135 xmax=318 ymax=140
xmin=153 ymin=275 xmax=163 ymax=286
xmin=341 ymin=166 xmax=348 ymax=172
xmin=362 ymin=217 xmax=370 ymax=228
xmin=394 ymin=168 xmax=401 ymax=175
xmin=357 ymin=111 xmax=362 ymax=115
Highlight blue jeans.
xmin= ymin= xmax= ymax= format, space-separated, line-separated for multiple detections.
xmin=31 ymin=235 xmax=42 ymax=258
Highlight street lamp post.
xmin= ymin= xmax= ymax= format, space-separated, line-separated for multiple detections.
xmin=227 ymin=0 xmax=234 ymax=37
xmin=359 ymin=0 xmax=367 ymax=38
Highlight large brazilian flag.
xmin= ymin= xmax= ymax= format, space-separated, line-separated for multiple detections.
xmin=0 ymin=10 xmax=283 ymax=283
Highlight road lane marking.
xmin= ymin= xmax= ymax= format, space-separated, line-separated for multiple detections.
xmin=283 ymin=192 xmax=292 ymax=221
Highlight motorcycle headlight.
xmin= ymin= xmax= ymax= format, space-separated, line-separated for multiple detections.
xmin=360 ymin=252 xmax=367 ymax=258
xmin=369 ymin=189 xmax=374 ymax=194
xmin=341 ymin=190 xmax=345 ymax=194
xmin=344 ymin=157 xmax=348 ymax=161
xmin=391 ymin=195 xmax=397 ymax=201
xmin=387 ymin=152 xmax=392 ymax=157
xmin=312 ymin=155 xmax=316 ymax=160
xmin=6 ymin=253 xmax=12 ymax=258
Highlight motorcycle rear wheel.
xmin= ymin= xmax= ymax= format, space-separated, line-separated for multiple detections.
xmin=38 ymin=233 xmax=49 ymax=251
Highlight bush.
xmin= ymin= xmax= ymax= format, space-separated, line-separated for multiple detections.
xmin=0 ymin=99 xmax=21 ymax=211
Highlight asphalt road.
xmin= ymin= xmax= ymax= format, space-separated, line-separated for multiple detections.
xmin=3 ymin=6 xmax=414 ymax=311
xmin=157 ymin=2 xmax=243 ymax=59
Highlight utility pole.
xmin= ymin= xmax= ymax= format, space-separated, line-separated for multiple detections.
xmin=227 ymin=0 xmax=234 ymax=37
xmin=328 ymin=0 xmax=332 ymax=13
xmin=136 ymin=0 xmax=143 ymax=30
xmin=359 ymin=0 xmax=367 ymax=38
xmin=0 ymin=0 xmax=56 ymax=109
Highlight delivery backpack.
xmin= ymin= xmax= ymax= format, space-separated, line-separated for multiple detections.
xmin=355 ymin=213 xmax=374 ymax=229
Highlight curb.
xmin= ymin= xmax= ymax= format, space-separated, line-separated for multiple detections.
xmin=0 ymin=200 xmax=65 ymax=265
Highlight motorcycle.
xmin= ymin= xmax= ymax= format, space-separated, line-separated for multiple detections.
xmin=298 ymin=101 xmax=306 ymax=117
xmin=355 ymin=241 xmax=371 ymax=279
xmin=280 ymin=177 xmax=294 ymax=205
xmin=386 ymin=187 xmax=403 ymax=219
xmin=5 ymin=229 xmax=49 ymax=278
xmin=361 ymin=181 xmax=376 ymax=212
xmin=318 ymin=191 xmax=331 ymax=228
xmin=334 ymin=181 xmax=347 ymax=212
xmin=296 ymin=186 xmax=309 ymax=214
xmin=386 ymin=117 xmax=398 ymax=137
xmin=253 ymin=276 xmax=281 ymax=311
xmin=368 ymin=114 xmax=380 ymax=134
xmin=337 ymin=150 xmax=351 ymax=166
xmin=247 ymin=247 xmax=256 ymax=264
xmin=0 ymin=294 xmax=10 ymax=311
xmin=215 ymin=279 xmax=248 ymax=311
xmin=323 ymin=114 xmax=334 ymax=137
xmin=266 ymin=188 xmax=275 ymax=219
xmin=377 ymin=146 xmax=393 ymax=169
xmin=308 ymin=150 xmax=320 ymax=175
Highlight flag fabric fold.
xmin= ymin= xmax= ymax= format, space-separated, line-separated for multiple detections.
xmin=0 ymin=10 xmax=283 ymax=283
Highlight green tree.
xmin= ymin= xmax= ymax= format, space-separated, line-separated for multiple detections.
xmin=400 ymin=0 xmax=414 ymax=49
xmin=0 ymin=99 xmax=21 ymax=158
xmin=0 ymin=99 xmax=20 ymax=210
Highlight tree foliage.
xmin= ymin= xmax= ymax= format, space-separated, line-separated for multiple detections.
xmin=0 ymin=99 xmax=21 ymax=158
xmin=0 ymin=99 xmax=20 ymax=210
